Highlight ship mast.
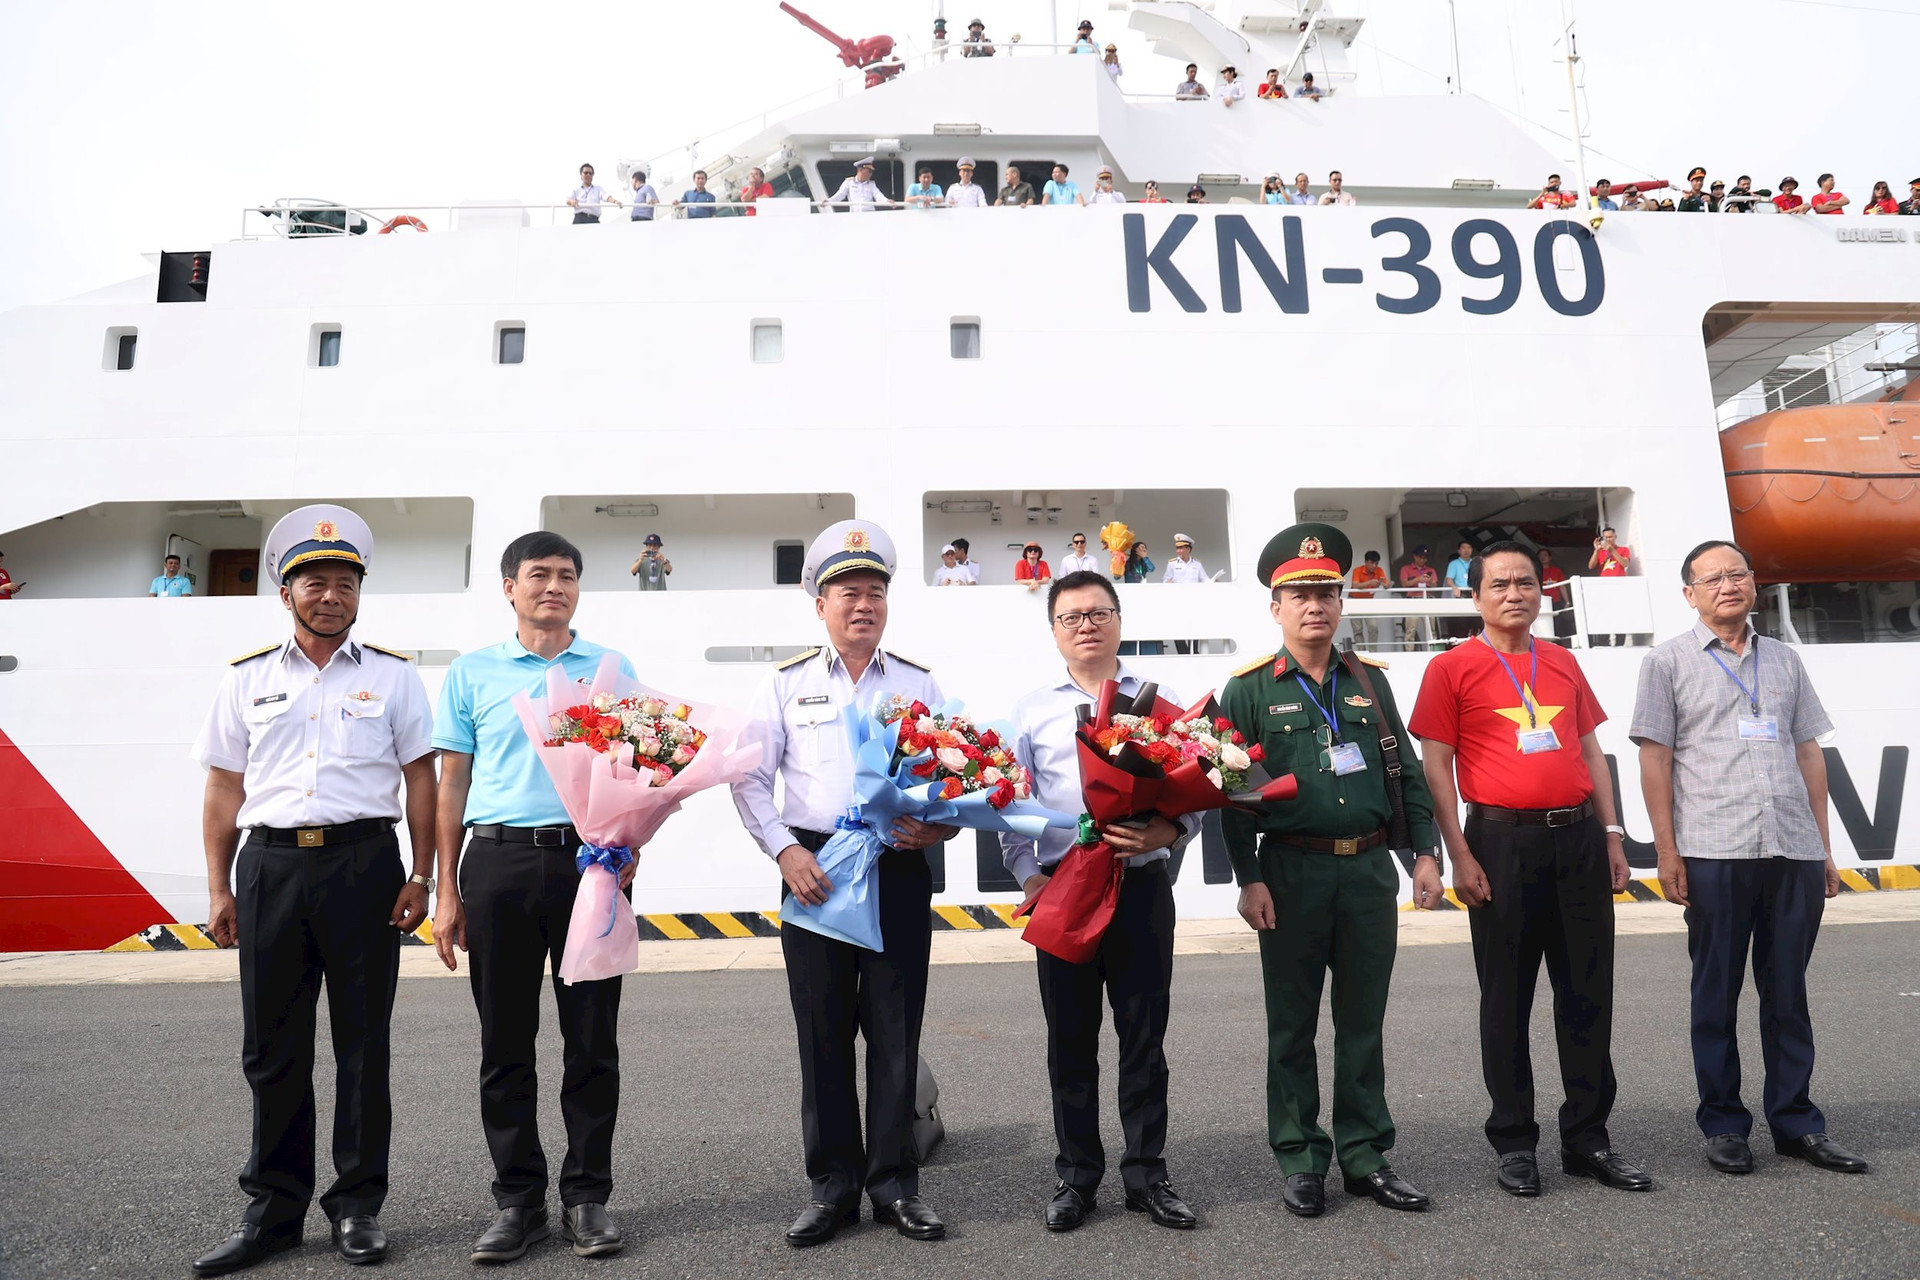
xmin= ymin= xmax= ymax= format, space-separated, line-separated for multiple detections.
xmin=1559 ymin=0 xmax=1594 ymax=220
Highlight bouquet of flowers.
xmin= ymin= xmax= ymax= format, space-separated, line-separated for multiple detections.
xmin=781 ymin=696 xmax=1075 ymax=951
xmin=513 ymin=653 xmax=763 ymax=984
xmin=1016 ymin=679 xmax=1298 ymax=964
xmin=1098 ymin=520 xmax=1135 ymax=578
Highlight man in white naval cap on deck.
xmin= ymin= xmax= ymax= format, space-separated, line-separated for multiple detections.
xmin=189 ymin=504 xmax=437 ymax=1276
xmin=731 ymin=518 xmax=957 ymax=1247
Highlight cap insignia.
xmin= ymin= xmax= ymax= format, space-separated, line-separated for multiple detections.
xmin=1299 ymin=535 xmax=1324 ymax=559
xmin=314 ymin=519 xmax=339 ymax=541
xmin=844 ymin=528 xmax=871 ymax=553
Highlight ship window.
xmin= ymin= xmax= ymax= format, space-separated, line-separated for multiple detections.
xmin=496 ymin=323 xmax=526 ymax=365
xmin=921 ymin=488 xmax=1233 ymax=585
xmin=104 ymin=327 xmax=137 ymax=371
xmin=540 ymin=493 xmax=856 ymax=591
xmin=0 ymin=656 xmax=17 ymax=674
xmin=752 ymin=320 xmax=783 ymax=363
xmin=0 ymin=496 xmax=475 ymax=599
xmin=950 ymin=319 xmax=981 ymax=359
xmin=774 ymin=540 xmax=804 ymax=584
xmin=311 ymin=324 xmax=342 ymax=368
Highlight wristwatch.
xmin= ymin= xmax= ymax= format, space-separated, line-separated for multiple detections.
xmin=408 ymin=873 xmax=436 ymax=893
xmin=1603 ymin=825 xmax=1626 ymax=838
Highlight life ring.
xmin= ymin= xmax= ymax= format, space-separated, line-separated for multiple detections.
xmin=378 ymin=215 xmax=428 ymax=234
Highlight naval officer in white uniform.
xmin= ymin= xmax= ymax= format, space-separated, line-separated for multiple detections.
xmin=190 ymin=504 xmax=437 ymax=1277
xmin=731 ymin=519 xmax=955 ymax=1247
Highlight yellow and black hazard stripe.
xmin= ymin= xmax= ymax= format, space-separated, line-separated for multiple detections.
xmin=1400 ymin=864 xmax=1920 ymax=911
xmin=106 ymin=922 xmax=434 ymax=951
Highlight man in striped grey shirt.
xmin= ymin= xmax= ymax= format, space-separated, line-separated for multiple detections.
xmin=1629 ymin=539 xmax=1866 ymax=1180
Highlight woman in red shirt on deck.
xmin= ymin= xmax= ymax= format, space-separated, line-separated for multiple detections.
xmin=1862 ymin=180 xmax=1900 ymax=215
xmin=1014 ymin=542 xmax=1052 ymax=591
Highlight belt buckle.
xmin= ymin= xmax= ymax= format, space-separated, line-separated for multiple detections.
xmin=1545 ymin=807 xmax=1577 ymax=828
xmin=296 ymin=828 xmax=324 ymax=847
xmin=1332 ymin=837 xmax=1360 ymax=856
xmin=533 ymin=826 xmax=568 ymax=848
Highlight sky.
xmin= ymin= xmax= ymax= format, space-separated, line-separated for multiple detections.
xmin=1 ymin=0 xmax=1914 ymax=313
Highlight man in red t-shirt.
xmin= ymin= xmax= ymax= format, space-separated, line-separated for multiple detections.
xmin=1408 ymin=541 xmax=1645 ymax=1200
xmin=0 ymin=550 xmax=16 ymax=600
xmin=1773 ymin=176 xmax=1806 ymax=213
xmin=1537 ymin=548 xmax=1571 ymax=644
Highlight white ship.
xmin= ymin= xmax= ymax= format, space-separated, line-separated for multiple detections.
xmin=4 ymin=1 xmax=1917 ymax=952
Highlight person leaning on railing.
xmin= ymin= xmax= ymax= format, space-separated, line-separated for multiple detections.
xmin=827 ymin=157 xmax=897 ymax=213
xmin=947 ymin=157 xmax=989 ymax=207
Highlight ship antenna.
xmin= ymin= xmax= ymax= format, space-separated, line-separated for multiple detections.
xmin=1448 ymin=0 xmax=1463 ymax=94
xmin=1558 ymin=0 xmax=1596 ymax=227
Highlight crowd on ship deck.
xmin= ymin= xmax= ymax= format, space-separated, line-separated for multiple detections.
xmin=1529 ymin=168 xmax=1920 ymax=215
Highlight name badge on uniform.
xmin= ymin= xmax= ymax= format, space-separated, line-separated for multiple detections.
xmin=1516 ymin=725 xmax=1561 ymax=755
xmin=1328 ymin=742 xmax=1368 ymax=775
xmin=798 ymin=695 xmax=831 ymax=707
xmin=252 ymin=693 xmax=288 ymax=707
xmin=1738 ymin=716 xmax=1780 ymax=742
xmin=1269 ymin=703 xmax=1303 ymax=715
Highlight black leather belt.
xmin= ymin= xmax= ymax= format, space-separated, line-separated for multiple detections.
xmin=255 ymin=818 xmax=395 ymax=847
xmin=1467 ymin=800 xmax=1594 ymax=828
xmin=469 ymin=823 xmax=579 ymax=847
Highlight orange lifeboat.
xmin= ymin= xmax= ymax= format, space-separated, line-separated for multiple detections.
xmin=1721 ymin=388 xmax=1920 ymax=582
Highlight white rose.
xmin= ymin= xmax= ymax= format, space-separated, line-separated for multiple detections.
xmin=979 ymin=767 xmax=1003 ymax=786
xmin=1221 ymin=743 xmax=1252 ymax=773
xmin=917 ymin=715 xmax=940 ymax=735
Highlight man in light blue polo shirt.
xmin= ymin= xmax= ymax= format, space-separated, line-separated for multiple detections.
xmin=431 ymin=531 xmax=636 ymax=1264
xmin=149 ymin=553 xmax=193 ymax=596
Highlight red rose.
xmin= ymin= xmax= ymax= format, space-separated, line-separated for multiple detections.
xmin=978 ymin=728 xmax=1001 ymax=749
xmin=1214 ymin=716 xmax=1233 ymax=734
xmin=910 ymin=758 xmax=939 ymax=779
xmin=1247 ymin=743 xmax=1266 ymax=763
xmin=988 ymin=782 xmax=1014 ymax=810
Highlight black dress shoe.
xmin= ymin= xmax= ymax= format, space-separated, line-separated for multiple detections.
xmin=872 ymin=1196 xmax=946 ymax=1240
xmin=1561 ymin=1146 xmax=1654 ymax=1191
xmin=1125 ymin=1180 xmax=1197 ymax=1229
xmin=785 ymin=1201 xmax=859 ymax=1248
xmin=471 ymin=1206 xmax=550 ymax=1264
xmin=1281 ymin=1173 xmax=1325 ymax=1218
xmin=1776 ymin=1132 xmax=1869 ymax=1174
xmin=1497 ymin=1152 xmax=1542 ymax=1197
xmin=330 ymin=1215 xmax=387 ymax=1265
xmin=1343 ymin=1166 xmax=1431 ymax=1211
xmin=1706 ymin=1133 xmax=1754 ymax=1175
xmin=561 ymin=1203 xmax=624 ymax=1257
xmin=191 ymin=1224 xmax=302 ymax=1277
xmin=1045 ymin=1182 xmax=1094 ymax=1232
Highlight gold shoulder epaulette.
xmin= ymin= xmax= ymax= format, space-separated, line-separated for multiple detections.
xmin=775 ymin=647 xmax=821 ymax=671
xmin=362 ymin=642 xmax=414 ymax=661
xmin=229 ymin=643 xmax=280 ymax=666
xmin=887 ymin=651 xmax=931 ymax=673
xmin=1230 ymin=652 xmax=1277 ymax=679
xmin=1356 ymin=653 xmax=1392 ymax=669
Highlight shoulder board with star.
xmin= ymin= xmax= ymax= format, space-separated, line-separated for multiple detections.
xmin=775 ymin=647 xmax=821 ymax=671
xmin=1354 ymin=653 xmax=1391 ymax=669
xmin=361 ymin=642 xmax=415 ymax=662
xmin=1230 ymin=652 xmax=1277 ymax=679
xmin=886 ymin=651 xmax=931 ymax=673
xmin=228 ymin=643 xmax=281 ymax=666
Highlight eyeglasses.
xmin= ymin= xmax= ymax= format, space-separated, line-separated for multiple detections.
xmin=1687 ymin=569 xmax=1755 ymax=590
xmin=1072 ymin=539 xmax=1086 ymax=545
xmin=1053 ymin=607 xmax=1120 ymax=629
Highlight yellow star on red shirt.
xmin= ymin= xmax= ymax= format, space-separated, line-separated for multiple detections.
xmin=1492 ymin=685 xmax=1564 ymax=744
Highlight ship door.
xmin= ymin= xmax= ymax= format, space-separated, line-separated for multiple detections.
xmin=205 ymin=548 xmax=260 ymax=597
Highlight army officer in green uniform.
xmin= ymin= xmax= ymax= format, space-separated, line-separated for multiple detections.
xmin=1220 ymin=524 xmax=1444 ymax=1219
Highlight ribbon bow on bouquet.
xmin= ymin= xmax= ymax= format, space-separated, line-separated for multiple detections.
xmin=780 ymin=697 xmax=1076 ymax=952
xmin=1015 ymin=679 xmax=1297 ymax=965
xmin=514 ymin=653 xmax=764 ymax=984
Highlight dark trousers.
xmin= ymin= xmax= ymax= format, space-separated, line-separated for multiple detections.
xmin=1465 ymin=812 xmax=1617 ymax=1156
xmin=234 ymin=829 xmax=403 ymax=1232
xmin=782 ymin=836 xmax=933 ymax=1207
xmin=1255 ymin=841 xmax=1399 ymax=1177
xmin=459 ymin=834 xmax=622 ymax=1209
xmin=1683 ymin=857 xmax=1827 ymax=1141
xmin=1036 ymin=861 xmax=1175 ymax=1195
xmin=571 ymin=211 xmax=600 ymax=224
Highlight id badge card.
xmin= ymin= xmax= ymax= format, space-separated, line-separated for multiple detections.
xmin=1516 ymin=725 xmax=1562 ymax=755
xmin=1738 ymin=716 xmax=1780 ymax=742
xmin=1328 ymin=741 xmax=1368 ymax=776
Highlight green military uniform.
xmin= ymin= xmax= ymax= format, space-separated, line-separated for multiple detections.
xmin=1219 ymin=525 xmax=1437 ymax=1183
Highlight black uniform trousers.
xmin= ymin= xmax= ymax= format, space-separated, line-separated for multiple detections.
xmin=1036 ymin=860 xmax=1175 ymax=1197
xmin=459 ymin=833 xmax=622 ymax=1209
xmin=1464 ymin=811 xmax=1618 ymax=1156
xmin=1683 ymin=856 xmax=1827 ymax=1141
xmin=234 ymin=827 xmax=403 ymax=1233
xmin=782 ymin=832 xmax=933 ymax=1208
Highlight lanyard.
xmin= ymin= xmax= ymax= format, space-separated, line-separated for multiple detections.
xmin=1706 ymin=640 xmax=1762 ymax=716
xmin=1479 ymin=633 xmax=1539 ymax=728
xmin=1293 ymin=668 xmax=1341 ymax=743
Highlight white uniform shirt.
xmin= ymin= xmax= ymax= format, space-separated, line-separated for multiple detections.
xmin=1088 ymin=189 xmax=1126 ymax=205
xmin=1163 ymin=556 xmax=1209 ymax=583
xmin=829 ymin=177 xmax=887 ymax=212
xmin=957 ymin=558 xmax=983 ymax=583
xmin=1217 ymin=80 xmax=1247 ymax=106
xmin=191 ymin=639 xmax=434 ymax=829
xmin=731 ymin=646 xmax=945 ymax=857
xmin=947 ymin=181 xmax=988 ymax=209
xmin=935 ymin=563 xmax=974 ymax=586
xmin=1059 ymin=552 xmax=1101 ymax=574
xmin=999 ymin=663 xmax=1199 ymax=885
xmin=1318 ymin=190 xmax=1358 ymax=206
xmin=571 ymin=184 xmax=609 ymax=213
